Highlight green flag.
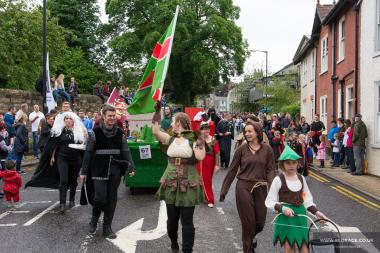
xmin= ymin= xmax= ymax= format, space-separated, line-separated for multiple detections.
xmin=127 ymin=6 xmax=179 ymax=115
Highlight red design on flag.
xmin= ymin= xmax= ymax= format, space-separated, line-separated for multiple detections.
xmin=158 ymin=38 xmax=171 ymax=61
xmin=152 ymin=88 xmax=161 ymax=101
xmin=152 ymin=43 xmax=162 ymax=59
xmin=138 ymin=71 xmax=155 ymax=90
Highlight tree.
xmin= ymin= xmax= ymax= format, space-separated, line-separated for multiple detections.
xmin=48 ymin=0 xmax=103 ymax=62
xmin=0 ymin=0 xmax=110 ymax=91
xmin=257 ymin=78 xmax=300 ymax=115
xmin=106 ymin=0 xmax=248 ymax=105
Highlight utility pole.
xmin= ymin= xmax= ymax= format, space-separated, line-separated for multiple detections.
xmin=42 ymin=0 xmax=47 ymax=114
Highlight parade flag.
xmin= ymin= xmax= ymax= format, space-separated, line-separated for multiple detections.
xmin=45 ymin=52 xmax=56 ymax=113
xmin=127 ymin=6 xmax=179 ymax=115
xmin=107 ymin=87 xmax=123 ymax=104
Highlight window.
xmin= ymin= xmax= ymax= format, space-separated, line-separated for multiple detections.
xmin=321 ymin=36 xmax=328 ymax=73
xmin=375 ymin=82 xmax=380 ymax=144
xmin=346 ymin=86 xmax=355 ymax=120
xmin=311 ymin=49 xmax=316 ymax=81
xmin=377 ymin=0 xmax=380 ymax=51
xmin=320 ymin=96 xmax=328 ymax=127
xmin=338 ymin=88 xmax=342 ymax=117
xmin=338 ymin=17 xmax=345 ymax=61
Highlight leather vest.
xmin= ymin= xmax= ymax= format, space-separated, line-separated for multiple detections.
xmin=278 ymin=173 xmax=304 ymax=206
xmin=92 ymin=127 xmax=123 ymax=179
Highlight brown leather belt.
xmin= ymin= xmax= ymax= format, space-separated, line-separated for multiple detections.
xmin=168 ymin=157 xmax=194 ymax=166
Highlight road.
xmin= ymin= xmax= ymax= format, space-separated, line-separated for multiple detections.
xmin=0 ymin=166 xmax=379 ymax=252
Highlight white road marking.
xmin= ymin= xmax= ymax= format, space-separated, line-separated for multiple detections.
xmin=0 ymin=224 xmax=17 ymax=227
xmin=10 ymin=211 xmax=30 ymax=214
xmin=107 ymin=200 xmax=167 ymax=253
xmin=23 ymin=201 xmax=59 ymax=226
xmin=24 ymin=201 xmax=52 ymax=204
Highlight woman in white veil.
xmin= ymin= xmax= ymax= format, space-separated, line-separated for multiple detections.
xmin=50 ymin=111 xmax=88 ymax=214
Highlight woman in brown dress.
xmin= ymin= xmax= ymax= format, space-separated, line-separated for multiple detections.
xmin=220 ymin=122 xmax=275 ymax=253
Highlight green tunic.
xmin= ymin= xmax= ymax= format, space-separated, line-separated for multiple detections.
xmin=156 ymin=132 xmax=204 ymax=207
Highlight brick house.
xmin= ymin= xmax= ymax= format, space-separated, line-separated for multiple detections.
xmin=314 ymin=0 xmax=361 ymax=129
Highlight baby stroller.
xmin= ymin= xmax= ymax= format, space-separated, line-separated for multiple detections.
xmin=308 ymin=218 xmax=341 ymax=253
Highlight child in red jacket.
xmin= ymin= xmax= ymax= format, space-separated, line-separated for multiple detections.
xmin=0 ymin=160 xmax=22 ymax=208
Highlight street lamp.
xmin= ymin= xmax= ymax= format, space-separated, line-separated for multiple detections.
xmin=250 ymin=49 xmax=268 ymax=110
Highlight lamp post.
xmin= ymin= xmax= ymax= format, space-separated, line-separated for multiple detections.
xmin=42 ymin=0 xmax=47 ymax=114
xmin=251 ymin=50 xmax=268 ymax=110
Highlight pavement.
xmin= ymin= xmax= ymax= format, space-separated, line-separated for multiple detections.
xmin=311 ymin=160 xmax=380 ymax=202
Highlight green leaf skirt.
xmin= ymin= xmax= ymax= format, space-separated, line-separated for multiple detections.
xmin=273 ymin=204 xmax=309 ymax=250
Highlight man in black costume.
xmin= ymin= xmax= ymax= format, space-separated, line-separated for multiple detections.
xmin=217 ymin=113 xmax=234 ymax=168
xmin=80 ymin=105 xmax=135 ymax=239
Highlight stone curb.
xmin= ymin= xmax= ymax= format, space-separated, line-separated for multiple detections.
xmin=310 ymin=166 xmax=380 ymax=202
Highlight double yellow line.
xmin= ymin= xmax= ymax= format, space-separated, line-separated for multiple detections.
xmin=309 ymin=170 xmax=380 ymax=212
xmin=309 ymin=171 xmax=330 ymax=183
xmin=330 ymin=185 xmax=380 ymax=212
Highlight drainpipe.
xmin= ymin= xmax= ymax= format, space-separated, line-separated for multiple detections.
xmin=339 ymin=79 xmax=344 ymax=118
xmin=354 ymin=1 xmax=362 ymax=115
xmin=331 ymin=22 xmax=337 ymax=121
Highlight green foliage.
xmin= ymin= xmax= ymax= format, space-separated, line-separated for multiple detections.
xmin=280 ymin=101 xmax=300 ymax=118
xmin=106 ymin=0 xmax=249 ymax=105
xmin=0 ymin=0 xmax=110 ymax=92
xmin=257 ymin=78 xmax=300 ymax=114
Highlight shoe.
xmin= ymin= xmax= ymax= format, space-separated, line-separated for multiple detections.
xmin=89 ymin=216 xmax=99 ymax=234
xmin=251 ymin=238 xmax=257 ymax=248
xmin=59 ymin=204 xmax=65 ymax=214
xmin=68 ymin=201 xmax=75 ymax=208
xmin=207 ymin=203 xmax=214 ymax=208
xmin=346 ymin=170 xmax=352 ymax=173
xmin=103 ymin=225 xmax=117 ymax=239
xmin=170 ymin=241 xmax=179 ymax=252
xmin=7 ymin=202 xmax=12 ymax=208
xmin=351 ymin=172 xmax=363 ymax=176
xmin=18 ymin=170 xmax=26 ymax=174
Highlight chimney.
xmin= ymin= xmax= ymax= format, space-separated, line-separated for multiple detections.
xmin=333 ymin=0 xmax=336 ymax=4
xmin=317 ymin=0 xmax=320 ymax=5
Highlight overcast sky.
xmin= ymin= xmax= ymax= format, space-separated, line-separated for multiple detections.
xmin=97 ymin=0 xmax=333 ymax=74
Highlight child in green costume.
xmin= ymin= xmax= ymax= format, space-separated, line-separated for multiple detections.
xmin=265 ymin=145 xmax=328 ymax=253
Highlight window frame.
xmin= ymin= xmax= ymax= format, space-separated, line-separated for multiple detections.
xmin=320 ymin=35 xmax=329 ymax=74
xmin=320 ymin=95 xmax=328 ymax=127
xmin=345 ymin=85 xmax=355 ymax=120
xmin=338 ymin=16 xmax=346 ymax=62
xmin=311 ymin=49 xmax=316 ymax=81
xmin=376 ymin=0 xmax=380 ymax=52
xmin=375 ymin=81 xmax=380 ymax=146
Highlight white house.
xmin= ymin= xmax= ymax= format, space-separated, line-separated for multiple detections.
xmin=293 ymin=35 xmax=317 ymax=123
xmin=360 ymin=0 xmax=380 ymax=176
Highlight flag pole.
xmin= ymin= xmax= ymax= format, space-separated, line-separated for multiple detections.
xmin=157 ymin=5 xmax=179 ymax=101
xmin=42 ymin=0 xmax=48 ymax=114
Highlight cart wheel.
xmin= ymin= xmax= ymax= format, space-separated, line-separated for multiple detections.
xmin=129 ymin=187 xmax=135 ymax=195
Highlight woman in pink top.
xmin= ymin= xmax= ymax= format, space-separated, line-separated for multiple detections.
xmin=343 ymin=119 xmax=356 ymax=173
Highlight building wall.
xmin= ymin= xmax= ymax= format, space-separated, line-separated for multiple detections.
xmin=360 ymin=0 xmax=380 ymax=176
xmin=334 ymin=7 xmax=359 ymax=122
xmin=316 ymin=25 xmax=332 ymax=129
xmin=300 ymin=48 xmax=316 ymax=123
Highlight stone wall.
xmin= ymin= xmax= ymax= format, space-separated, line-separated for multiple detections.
xmin=0 ymin=88 xmax=103 ymax=113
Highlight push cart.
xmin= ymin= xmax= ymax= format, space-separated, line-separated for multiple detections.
xmin=124 ymin=140 xmax=167 ymax=194
xmin=308 ymin=218 xmax=341 ymax=253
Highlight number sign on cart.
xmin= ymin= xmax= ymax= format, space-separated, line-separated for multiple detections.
xmin=139 ymin=145 xmax=152 ymax=159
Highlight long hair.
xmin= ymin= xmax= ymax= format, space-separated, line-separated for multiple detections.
xmin=173 ymin=112 xmax=191 ymax=131
xmin=51 ymin=112 xmax=87 ymax=144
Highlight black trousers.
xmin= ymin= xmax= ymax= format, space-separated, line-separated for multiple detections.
xmin=166 ymin=204 xmax=195 ymax=253
xmin=57 ymin=156 xmax=81 ymax=204
xmin=92 ymin=166 xmax=121 ymax=226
